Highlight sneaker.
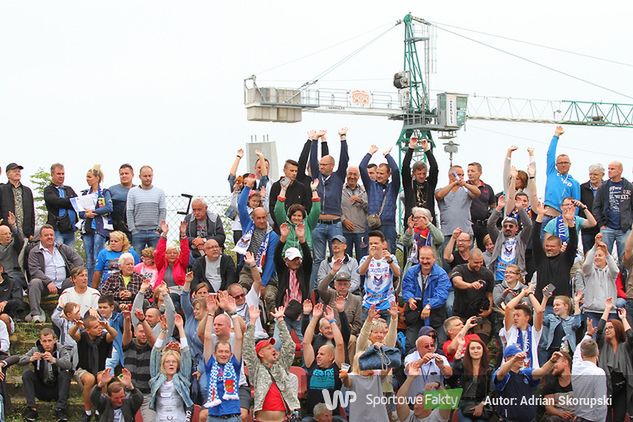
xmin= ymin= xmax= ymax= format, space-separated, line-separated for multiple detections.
xmin=23 ymin=406 xmax=38 ymax=421
xmin=31 ymin=314 xmax=45 ymax=323
xmin=55 ymin=408 xmax=68 ymax=422
xmin=25 ymin=313 xmax=33 ymax=322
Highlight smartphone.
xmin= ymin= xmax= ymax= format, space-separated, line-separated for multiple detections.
xmin=543 ymin=283 xmax=556 ymax=296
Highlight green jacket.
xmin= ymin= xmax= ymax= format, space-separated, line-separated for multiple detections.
xmin=274 ymin=197 xmax=320 ymax=255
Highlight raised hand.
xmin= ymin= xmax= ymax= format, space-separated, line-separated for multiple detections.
xmin=296 ymin=223 xmax=306 ymax=242
xmin=323 ymin=305 xmax=335 ymax=321
xmin=338 ymin=127 xmax=348 ymax=137
xmin=316 ymin=130 xmax=327 ymax=139
xmin=236 ymin=148 xmax=245 ymax=158
xmin=407 ymin=359 xmax=422 ymax=376
xmin=101 ymin=367 xmax=114 ymax=385
xmin=452 ymin=227 xmax=462 ymax=239
xmin=308 ymin=130 xmax=317 ymax=140
xmin=367 ymin=304 xmax=378 ymax=321
xmin=335 ymin=295 xmax=346 ymax=313
xmin=179 ymin=220 xmax=187 ymax=236
xmin=604 ymin=297 xmax=614 ymax=311
xmin=368 ymin=144 xmax=379 ymax=155
xmin=408 ymin=136 xmax=417 ymax=150
xmin=586 ymin=318 xmax=596 ymax=337
xmin=420 ymin=138 xmax=430 ymax=152
xmin=388 ymin=301 xmax=398 ymax=319
xmin=534 ymin=201 xmax=546 ymax=216
xmin=134 ymin=309 xmax=145 ymax=321
xmin=120 ymin=368 xmax=133 ymax=388
xmin=255 ymin=150 xmax=265 ymax=160
xmin=554 ymin=126 xmax=564 ymax=137
xmin=160 ymin=221 xmax=169 ymax=235
xmin=159 ymin=314 xmax=168 ymax=331
xmin=618 ymin=307 xmax=627 ymax=321
xmin=312 ymin=302 xmax=324 ymax=318
xmin=174 ymin=313 xmax=184 ymax=329
xmin=303 ymin=299 xmax=313 ymax=315
xmin=507 ymin=145 xmax=518 ymax=155
xmin=407 ymin=215 xmax=414 ymax=230
xmin=279 ymin=223 xmax=290 ymax=240
xmin=310 ymin=178 xmax=319 ymax=191
xmin=497 ymin=194 xmax=506 ymax=210
xmin=6 ymin=212 xmax=15 ymax=227
xmin=331 ymin=258 xmax=344 ymax=274
xmin=527 ymin=146 xmax=535 ymax=155
xmin=383 ymin=145 xmax=393 ymax=157
xmin=244 ymin=251 xmax=256 ymax=268
xmin=206 ymin=293 xmax=218 ymax=315
xmin=270 ymin=306 xmax=286 ymax=321
xmin=248 ymin=305 xmax=261 ymax=325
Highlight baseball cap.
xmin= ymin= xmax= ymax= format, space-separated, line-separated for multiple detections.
xmin=255 ymin=338 xmax=276 ymax=354
xmin=503 ymin=344 xmax=522 ymax=359
xmin=284 ymin=247 xmax=302 ymax=261
xmin=418 ymin=326 xmax=437 ymax=338
xmin=5 ymin=163 xmax=23 ymax=172
xmin=502 ymin=216 xmax=518 ymax=226
xmin=335 ymin=272 xmax=351 ymax=281
xmin=332 ymin=235 xmax=347 ymax=244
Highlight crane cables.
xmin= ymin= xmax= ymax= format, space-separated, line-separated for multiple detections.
xmin=255 ymin=21 xmax=398 ymax=76
xmin=430 ymin=22 xmax=633 ymax=101
xmin=295 ymin=20 xmax=401 ymax=92
xmin=430 ymin=21 xmax=633 ymax=69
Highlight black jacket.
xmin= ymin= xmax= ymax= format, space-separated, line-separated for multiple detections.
xmin=191 ymin=254 xmax=236 ymax=292
xmin=402 ymin=146 xmax=439 ymax=224
xmin=43 ymin=184 xmax=78 ymax=231
xmin=592 ymin=178 xmax=633 ymax=232
xmin=579 ymin=181 xmax=601 ymax=237
xmin=0 ymin=183 xmax=35 ymax=238
xmin=274 ymin=240 xmax=312 ymax=308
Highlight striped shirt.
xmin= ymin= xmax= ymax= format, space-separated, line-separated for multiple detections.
xmin=123 ymin=339 xmax=152 ymax=394
xmin=126 ymin=186 xmax=166 ymax=232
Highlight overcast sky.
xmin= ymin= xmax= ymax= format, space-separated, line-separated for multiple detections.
xmin=1 ymin=1 xmax=632 ymax=199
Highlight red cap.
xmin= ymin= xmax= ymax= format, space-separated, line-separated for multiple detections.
xmin=255 ymin=338 xmax=276 ymax=355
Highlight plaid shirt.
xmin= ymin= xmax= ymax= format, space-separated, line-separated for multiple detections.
xmin=100 ymin=272 xmax=150 ymax=305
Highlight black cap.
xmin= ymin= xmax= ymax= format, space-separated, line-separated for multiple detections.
xmin=5 ymin=163 xmax=23 ymax=172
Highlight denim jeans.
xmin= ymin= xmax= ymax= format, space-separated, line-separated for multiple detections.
xmin=131 ymin=229 xmax=159 ymax=254
xmin=55 ymin=230 xmax=76 ymax=248
xmin=83 ymin=233 xmax=107 ymax=282
xmin=381 ymin=225 xmax=397 ymax=254
xmin=311 ymin=221 xmax=343 ymax=289
xmin=600 ymin=227 xmax=631 ymax=262
xmin=343 ymin=231 xmax=367 ymax=259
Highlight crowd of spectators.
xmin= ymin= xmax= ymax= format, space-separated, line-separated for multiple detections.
xmin=0 ymin=125 xmax=631 ymax=422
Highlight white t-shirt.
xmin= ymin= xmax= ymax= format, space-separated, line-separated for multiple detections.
xmin=156 ymin=380 xmax=186 ymax=422
xmin=58 ymin=287 xmax=101 ymax=316
xmin=501 ymin=324 xmax=542 ymax=369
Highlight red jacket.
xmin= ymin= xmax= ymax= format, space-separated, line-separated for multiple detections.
xmin=154 ymin=236 xmax=190 ymax=288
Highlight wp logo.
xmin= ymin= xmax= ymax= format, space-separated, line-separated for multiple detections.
xmin=322 ymin=390 xmax=357 ymax=410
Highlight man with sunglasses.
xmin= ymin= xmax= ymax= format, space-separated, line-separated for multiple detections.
xmin=487 ymin=199 xmax=532 ymax=282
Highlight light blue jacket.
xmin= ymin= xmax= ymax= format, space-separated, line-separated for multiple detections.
xmin=541 ymin=313 xmax=581 ymax=352
xmin=149 ymin=337 xmax=193 ymax=410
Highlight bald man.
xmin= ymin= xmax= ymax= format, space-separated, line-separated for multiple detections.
xmin=0 ymin=212 xmax=26 ymax=289
xmin=185 ymin=197 xmax=226 ymax=259
xmin=235 ymin=179 xmax=279 ymax=290
xmin=309 ymin=128 xmax=350 ymax=289
xmin=593 ymin=160 xmax=633 ymax=262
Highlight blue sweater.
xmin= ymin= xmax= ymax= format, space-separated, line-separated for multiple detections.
xmin=238 ymin=187 xmax=279 ymax=286
xmin=359 ymin=153 xmax=400 ymax=226
xmin=309 ymin=140 xmax=349 ymax=216
xmin=544 ymin=135 xmax=580 ymax=212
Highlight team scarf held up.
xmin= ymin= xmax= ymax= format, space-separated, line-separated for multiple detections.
xmin=233 ymin=224 xmax=271 ymax=271
xmin=204 ymin=357 xmax=239 ymax=408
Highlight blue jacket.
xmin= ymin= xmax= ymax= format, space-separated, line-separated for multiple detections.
xmin=149 ymin=339 xmax=194 ymax=410
xmin=238 ymin=187 xmax=279 ymax=286
xmin=309 ymin=140 xmax=349 ymax=216
xmin=544 ymin=136 xmax=580 ymax=212
xmin=541 ymin=313 xmax=581 ymax=352
xmin=402 ymin=263 xmax=451 ymax=310
xmin=359 ymin=153 xmax=400 ymax=226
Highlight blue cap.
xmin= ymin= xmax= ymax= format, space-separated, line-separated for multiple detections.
xmin=332 ymin=235 xmax=347 ymax=243
xmin=503 ymin=344 xmax=522 ymax=359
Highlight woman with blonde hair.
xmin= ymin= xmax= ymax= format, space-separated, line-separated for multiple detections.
xmin=79 ymin=164 xmax=113 ymax=283
xmin=149 ymin=313 xmax=193 ymax=420
xmin=92 ymin=230 xmax=139 ymax=289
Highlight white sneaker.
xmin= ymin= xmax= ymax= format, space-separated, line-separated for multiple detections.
xmin=25 ymin=313 xmax=33 ymax=322
xmin=32 ymin=314 xmax=45 ymax=323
